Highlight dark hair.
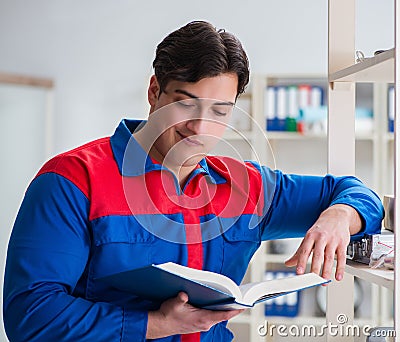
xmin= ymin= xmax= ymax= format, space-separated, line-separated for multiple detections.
xmin=152 ymin=21 xmax=250 ymax=98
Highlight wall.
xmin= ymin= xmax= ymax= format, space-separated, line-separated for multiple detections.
xmin=0 ymin=1 xmax=394 ymax=341
xmin=0 ymin=0 xmax=393 ymax=154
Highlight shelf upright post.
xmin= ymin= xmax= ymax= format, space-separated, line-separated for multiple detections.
xmin=394 ymin=0 xmax=399 ymax=338
xmin=251 ymin=75 xmax=269 ymax=167
xmin=373 ymin=83 xmax=388 ymax=196
xmin=327 ymin=1 xmax=356 ymax=341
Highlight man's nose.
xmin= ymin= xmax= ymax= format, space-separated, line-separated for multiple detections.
xmin=185 ymin=117 xmax=209 ymax=135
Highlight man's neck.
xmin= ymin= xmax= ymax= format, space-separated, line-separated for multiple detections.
xmin=148 ymin=145 xmax=196 ymax=188
xmin=133 ymin=128 xmax=198 ymax=189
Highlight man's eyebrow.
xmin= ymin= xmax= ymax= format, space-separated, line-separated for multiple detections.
xmin=174 ymin=89 xmax=235 ymax=106
xmin=175 ymin=89 xmax=199 ymax=99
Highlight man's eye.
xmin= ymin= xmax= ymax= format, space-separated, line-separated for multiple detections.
xmin=178 ymin=102 xmax=195 ymax=108
xmin=177 ymin=99 xmax=197 ymax=108
xmin=212 ymin=106 xmax=232 ymax=116
xmin=213 ymin=110 xmax=227 ymax=116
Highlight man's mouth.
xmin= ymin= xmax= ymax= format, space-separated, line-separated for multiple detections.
xmin=176 ymin=131 xmax=203 ymax=146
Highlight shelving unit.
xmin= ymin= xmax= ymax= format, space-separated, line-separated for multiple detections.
xmin=226 ymin=74 xmax=331 ymax=339
xmin=225 ymin=2 xmax=397 ymax=340
xmin=225 ymin=72 xmax=391 ymax=340
xmin=326 ymin=1 xmax=397 ymax=341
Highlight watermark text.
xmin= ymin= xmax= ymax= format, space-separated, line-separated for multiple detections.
xmin=257 ymin=314 xmax=396 ymax=338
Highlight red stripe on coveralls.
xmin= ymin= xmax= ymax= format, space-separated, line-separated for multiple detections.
xmin=181 ymin=213 xmax=202 ymax=342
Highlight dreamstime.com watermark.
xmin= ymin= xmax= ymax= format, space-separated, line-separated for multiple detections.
xmin=257 ymin=314 xmax=396 ymax=338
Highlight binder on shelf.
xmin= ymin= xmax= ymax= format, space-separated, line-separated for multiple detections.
xmin=263 ymin=82 xmax=326 ymax=134
xmin=276 ymin=86 xmax=287 ymax=131
xmin=388 ymin=86 xmax=394 ymax=133
xmin=264 ymin=270 xmax=300 ymax=317
xmin=298 ymin=84 xmax=312 ymax=107
xmin=264 ymin=86 xmax=279 ymax=131
xmin=286 ymin=85 xmax=298 ymax=132
xmin=297 ymin=84 xmax=312 ymax=133
xmin=310 ymin=86 xmax=323 ymax=107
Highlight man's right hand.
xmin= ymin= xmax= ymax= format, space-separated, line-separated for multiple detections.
xmin=146 ymin=292 xmax=243 ymax=338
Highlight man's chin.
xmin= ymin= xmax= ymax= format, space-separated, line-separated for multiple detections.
xmin=162 ymin=149 xmax=209 ymax=170
xmin=181 ymin=155 xmax=206 ymax=167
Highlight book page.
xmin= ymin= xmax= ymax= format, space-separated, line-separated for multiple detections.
xmin=156 ymin=262 xmax=243 ymax=300
xmin=238 ymin=272 xmax=328 ymax=306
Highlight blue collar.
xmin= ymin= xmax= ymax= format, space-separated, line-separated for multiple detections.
xmin=110 ymin=119 xmax=226 ymax=184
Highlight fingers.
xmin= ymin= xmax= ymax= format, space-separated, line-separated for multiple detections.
xmin=293 ymin=238 xmax=314 ymax=275
xmin=208 ymin=309 xmax=244 ymax=323
xmin=321 ymin=246 xmax=335 ymax=279
xmin=174 ymin=292 xmax=241 ymax=322
xmin=177 ymin=292 xmax=189 ymax=303
xmin=174 ymin=293 xmax=242 ymax=322
xmin=310 ymin=239 xmax=325 ymax=275
xmin=284 ymin=252 xmax=298 ymax=267
xmin=334 ymin=246 xmax=347 ymax=281
xmin=149 ymin=293 xmax=244 ymax=338
xmin=285 ymin=226 xmax=349 ymax=281
xmin=189 ymin=309 xmax=242 ymax=333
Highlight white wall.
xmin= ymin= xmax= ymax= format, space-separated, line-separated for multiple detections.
xmin=0 ymin=85 xmax=50 ymax=342
xmin=0 ymin=0 xmax=393 ymax=155
xmin=0 ymin=1 xmax=394 ymax=341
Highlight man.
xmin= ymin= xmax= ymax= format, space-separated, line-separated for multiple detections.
xmin=4 ymin=21 xmax=383 ymax=341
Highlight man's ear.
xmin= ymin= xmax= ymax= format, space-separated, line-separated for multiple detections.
xmin=148 ymin=75 xmax=160 ymax=107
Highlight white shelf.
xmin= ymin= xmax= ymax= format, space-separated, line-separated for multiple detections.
xmin=355 ymin=133 xmax=377 ymax=141
xmin=384 ymin=132 xmax=395 ymax=142
xmin=345 ymin=260 xmax=394 ymax=290
xmin=263 ymin=253 xmax=292 ymax=263
xmin=266 ymin=132 xmax=326 ymax=140
xmin=264 ymin=131 xmax=376 ymax=141
xmin=329 ymin=48 xmax=394 ymax=83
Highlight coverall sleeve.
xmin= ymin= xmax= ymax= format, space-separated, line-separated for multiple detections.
xmin=259 ymin=168 xmax=384 ymax=240
xmin=3 ymin=173 xmax=148 ymax=342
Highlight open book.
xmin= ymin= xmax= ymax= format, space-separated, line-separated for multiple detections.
xmin=98 ymin=262 xmax=329 ymax=310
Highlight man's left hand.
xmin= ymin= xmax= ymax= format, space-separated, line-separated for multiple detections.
xmin=285 ymin=204 xmax=362 ymax=281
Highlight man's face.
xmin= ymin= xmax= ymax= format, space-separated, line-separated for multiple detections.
xmin=147 ymin=73 xmax=238 ymax=168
